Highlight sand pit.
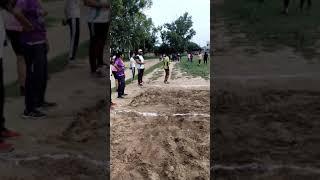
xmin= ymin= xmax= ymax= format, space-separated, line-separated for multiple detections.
xmin=111 ymin=89 xmax=210 ymax=180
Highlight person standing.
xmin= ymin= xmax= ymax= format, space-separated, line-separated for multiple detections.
xmin=198 ymin=51 xmax=202 ymax=65
xmin=129 ymin=51 xmax=136 ymax=82
xmin=204 ymin=52 xmax=209 ymax=65
xmin=0 ymin=0 xmax=33 ymax=152
xmin=190 ymin=53 xmax=193 ymax=63
xmin=136 ymin=49 xmax=145 ymax=86
xmin=114 ymin=52 xmax=126 ymax=98
xmin=18 ymin=0 xmax=57 ymax=118
xmin=83 ymin=0 xmax=110 ymax=76
xmin=63 ymin=0 xmax=80 ymax=62
xmin=163 ymin=54 xmax=170 ymax=84
xmin=3 ymin=2 xmax=26 ymax=96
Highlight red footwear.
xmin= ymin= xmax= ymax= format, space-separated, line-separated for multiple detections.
xmin=0 ymin=141 xmax=14 ymax=153
xmin=1 ymin=129 xmax=21 ymax=138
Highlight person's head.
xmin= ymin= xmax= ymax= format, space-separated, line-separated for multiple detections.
xmin=116 ymin=51 xmax=123 ymax=59
xmin=130 ymin=51 xmax=135 ymax=57
xmin=138 ymin=49 xmax=143 ymax=55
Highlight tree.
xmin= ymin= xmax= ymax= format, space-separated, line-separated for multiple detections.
xmin=186 ymin=42 xmax=202 ymax=52
xmin=160 ymin=12 xmax=196 ymax=53
xmin=111 ymin=0 xmax=156 ymax=55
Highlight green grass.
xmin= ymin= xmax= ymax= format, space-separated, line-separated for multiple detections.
xmin=219 ymin=0 xmax=320 ymax=59
xmin=5 ymin=40 xmax=90 ymax=97
xmin=45 ymin=16 xmax=61 ymax=28
xmin=177 ymin=57 xmax=210 ymax=80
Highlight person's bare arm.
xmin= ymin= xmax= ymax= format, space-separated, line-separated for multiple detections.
xmin=11 ymin=7 xmax=33 ymax=31
xmin=83 ymin=0 xmax=109 ymax=9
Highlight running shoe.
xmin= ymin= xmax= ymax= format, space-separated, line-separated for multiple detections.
xmin=1 ymin=129 xmax=20 ymax=138
xmin=0 ymin=141 xmax=14 ymax=153
xmin=22 ymin=110 xmax=46 ymax=118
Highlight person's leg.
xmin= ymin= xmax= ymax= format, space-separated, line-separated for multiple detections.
xmin=137 ymin=69 xmax=141 ymax=84
xmin=17 ymin=55 xmax=26 ymax=93
xmin=23 ymin=45 xmax=36 ymax=113
xmin=88 ymin=23 xmax=97 ymax=73
xmin=132 ymin=68 xmax=135 ymax=81
xmin=68 ymin=18 xmax=80 ymax=61
xmin=96 ymin=23 xmax=109 ymax=69
xmin=141 ymin=69 xmax=144 ymax=83
xmin=117 ymin=77 xmax=123 ymax=97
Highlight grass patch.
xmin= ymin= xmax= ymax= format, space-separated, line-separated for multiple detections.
xmin=177 ymin=57 xmax=210 ymax=80
xmin=219 ymin=0 xmax=320 ymax=59
xmin=45 ymin=16 xmax=61 ymax=28
xmin=5 ymin=40 xmax=90 ymax=98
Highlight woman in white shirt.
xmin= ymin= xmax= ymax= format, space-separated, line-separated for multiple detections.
xmin=129 ymin=51 xmax=136 ymax=82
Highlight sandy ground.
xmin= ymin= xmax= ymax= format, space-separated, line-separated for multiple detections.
xmin=0 ymin=59 xmax=108 ymax=179
xmin=212 ymin=0 xmax=320 ymax=179
xmin=111 ymin=62 xmax=210 ymax=179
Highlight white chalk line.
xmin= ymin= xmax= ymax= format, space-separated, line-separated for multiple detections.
xmin=113 ymin=109 xmax=210 ymax=118
xmin=0 ymin=153 xmax=107 ymax=167
xmin=148 ymin=84 xmax=210 ymax=88
xmin=212 ymin=163 xmax=320 ymax=174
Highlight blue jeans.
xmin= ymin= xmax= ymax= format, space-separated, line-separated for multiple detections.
xmin=23 ymin=43 xmax=48 ymax=112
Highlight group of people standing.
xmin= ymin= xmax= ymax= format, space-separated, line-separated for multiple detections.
xmin=0 ymin=0 xmax=110 ymax=152
xmin=188 ymin=51 xmax=209 ymax=65
xmin=110 ymin=49 xmax=145 ymax=105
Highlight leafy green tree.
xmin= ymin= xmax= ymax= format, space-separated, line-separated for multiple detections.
xmin=160 ymin=12 xmax=196 ymax=53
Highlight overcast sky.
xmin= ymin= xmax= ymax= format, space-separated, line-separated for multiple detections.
xmin=144 ymin=0 xmax=210 ymax=47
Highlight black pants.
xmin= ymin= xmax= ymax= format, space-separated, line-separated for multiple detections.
xmin=117 ymin=76 xmax=125 ymax=97
xmin=131 ymin=67 xmax=135 ymax=81
xmin=23 ymin=43 xmax=48 ymax=112
xmin=88 ymin=22 xmax=109 ymax=73
xmin=67 ymin=18 xmax=80 ymax=60
xmin=138 ymin=69 xmax=144 ymax=84
xmin=164 ymin=69 xmax=169 ymax=82
xmin=204 ymin=59 xmax=208 ymax=64
xmin=0 ymin=58 xmax=5 ymax=131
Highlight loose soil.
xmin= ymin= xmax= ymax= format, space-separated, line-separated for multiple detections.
xmin=111 ymin=62 xmax=210 ymax=179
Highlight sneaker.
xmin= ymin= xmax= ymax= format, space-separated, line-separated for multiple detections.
xmin=1 ymin=129 xmax=20 ymax=138
xmin=22 ymin=110 xmax=46 ymax=118
xmin=0 ymin=141 xmax=14 ymax=153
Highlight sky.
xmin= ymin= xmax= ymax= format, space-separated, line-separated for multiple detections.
xmin=144 ymin=0 xmax=210 ymax=47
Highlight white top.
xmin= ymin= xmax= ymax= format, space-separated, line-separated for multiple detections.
xmin=87 ymin=0 xmax=110 ymax=23
xmin=137 ymin=55 xmax=144 ymax=69
xmin=0 ymin=10 xmax=6 ymax=58
xmin=129 ymin=57 xmax=135 ymax=68
xmin=64 ymin=0 xmax=80 ymax=19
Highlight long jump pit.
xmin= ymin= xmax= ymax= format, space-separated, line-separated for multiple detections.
xmin=111 ymin=75 xmax=210 ymax=180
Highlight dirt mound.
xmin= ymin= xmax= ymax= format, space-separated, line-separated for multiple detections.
xmin=213 ymin=89 xmax=320 ymax=179
xmin=112 ymin=90 xmax=210 ymax=180
xmin=60 ymin=100 xmax=107 ymax=143
xmin=129 ymin=89 xmax=210 ymax=114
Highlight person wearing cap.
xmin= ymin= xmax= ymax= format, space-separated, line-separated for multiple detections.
xmin=136 ymin=49 xmax=145 ymax=86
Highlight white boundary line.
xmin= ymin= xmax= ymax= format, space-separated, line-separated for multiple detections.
xmin=113 ymin=109 xmax=210 ymax=118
